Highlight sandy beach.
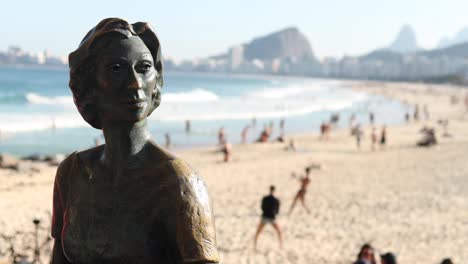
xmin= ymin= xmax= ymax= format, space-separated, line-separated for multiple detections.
xmin=1 ymin=81 xmax=467 ymax=263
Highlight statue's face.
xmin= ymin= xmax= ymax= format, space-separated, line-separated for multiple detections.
xmin=95 ymin=36 xmax=157 ymax=124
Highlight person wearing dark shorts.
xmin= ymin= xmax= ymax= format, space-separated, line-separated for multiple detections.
xmin=254 ymin=185 xmax=283 ymax=250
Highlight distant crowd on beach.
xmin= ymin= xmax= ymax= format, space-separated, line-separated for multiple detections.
xmin=157 ymin=94 xmax=455 ymax=163
xmin=352 ymin=243 xmax=454 ymax=264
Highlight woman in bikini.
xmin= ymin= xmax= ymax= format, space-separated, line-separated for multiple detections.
xmin=288 ymin=167 xmax=311 ymax=215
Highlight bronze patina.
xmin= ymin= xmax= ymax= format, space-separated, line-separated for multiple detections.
xmin=51 ymin=18 xmax=219 ymax=264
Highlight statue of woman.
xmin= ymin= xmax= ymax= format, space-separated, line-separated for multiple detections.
xmin=51 ymin=18 xmax=219 ymax=263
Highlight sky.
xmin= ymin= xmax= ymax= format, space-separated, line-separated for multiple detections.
xmin=2 ymin=0 xmax=468 ymax=61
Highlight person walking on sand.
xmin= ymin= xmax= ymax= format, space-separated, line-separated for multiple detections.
xmin=289 ymin=167 xmax=311 ymax=215
xmin=355 ymin=124 xmax=364 ymax=150
xmin=221 ymin=140 xmax=232 ymax=162
xmin=254 ymin=185 xmax=283 ymax=250
xmin=380 ymin=125 xmax=387 ymax=149
xmin=414 ymin=104 xmax=420 ymax=121
xmin=371 ymin=126 xmax=377 ymax=151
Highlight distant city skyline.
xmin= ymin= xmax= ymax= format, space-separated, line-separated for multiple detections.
xmin=2 ymin=0 xmax=468 ymax=60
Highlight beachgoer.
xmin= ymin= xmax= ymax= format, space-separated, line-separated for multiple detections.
xmin=349 ymin=113 xmax=356 ymax=128
xmin=288 ymin=167 xmax=311 ymax=215
xmin=51 ymin=117 xmax=56 ymax=130
xmin=94 ymin=137 xmax=100 ymax=147
xmin=371 ymin=126 xmax=377 ymax=151
xmin=380 ymin=125 xmax=387 ymax=149
xmin=355 ymin=124 xmax=363 ymax=150
xmin=354 ymin=244 xmax=376 ymax=264
xmin=414 ymin=104 xmax=420 ymax=121
xmin=218 ymin=127 xmax=225 ymax=145
xmin=254 ymin=185 xmax=283 ymax=250
xmin=221 ymin=141 xmax=232 ymax=162
xmin=279 ymin=119 xmax=285 ymax=134
xmin=440 ymin=258 xmax=454 ymax=264
xmin=330 ymin=113 xmax=340 ymax=124
xmin=185 ymin=119 xmax=191 ymax=133
xmin=252 ymin=117 xmax=257 ymax=128
xmin=320 ymin=122 xmax=331 ymax=140
xmin=285 ymin=139 xmax=297 ymax=152
xmin=268 ymin=121 xmax=274 ymax=135
xmin=165 ymin=133 xmax=171 ymax=149
xmin=438 ymin=119 xmax=450 ymax=137
xmin=405 ymin=112 xmax=410 ymax=123
xmin=257 ymin=125 xmax=270 ymax=143
xmin=380 ymin=252 xmax=397 ymax=264
xmin=51 ymin=18 xmax=219 ymax=263
xmin=277 ymin=133 xmax=285 ymax=143
xmin=369 ymin=112 xmax=374 ymax=124
xmin=417 ymin=126 xmax=437 ymax=147
xmin=241 ymin=125 xmax=250 ymax=144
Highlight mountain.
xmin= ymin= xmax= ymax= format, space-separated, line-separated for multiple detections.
xmin=438 ymin=27 xmax=468 ymax=48
xmin=243 ymin=27 xmax=315 ymax=61
xmin=420 ymin=41 xmax=468 ymax=58
xmin=360 ymin=49 xmax=402 ymax=63
xmin=387 ymin=25 xmax=421 ymax=53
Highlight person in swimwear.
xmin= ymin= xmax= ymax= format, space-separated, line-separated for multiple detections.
xmin=288 ymin=167 xmax=311 ymax=215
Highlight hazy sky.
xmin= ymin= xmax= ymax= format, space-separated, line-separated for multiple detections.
xmin=2 ymin=0 xmax=468 ymax=60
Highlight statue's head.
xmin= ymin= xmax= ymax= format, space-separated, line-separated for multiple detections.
xmin=69 ymin=18 xmax=163 ymax=129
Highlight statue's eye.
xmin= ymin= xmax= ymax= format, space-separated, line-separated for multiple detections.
xmin=110 ymin=64 xmax=121 ymax=72
xmin=137 ymin=62 xmax=153 ymax=72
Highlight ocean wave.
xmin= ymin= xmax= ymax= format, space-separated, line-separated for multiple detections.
xmin=247 ymin=84 xmax=328 ymax=99
xmin=152 ymin=96 xmax=360 ymax=122
xmin=0 ymin=93 xmax=28 ymax=104
xmin=25 ymin=93 xmax=73 ymax=105
xmin=163 ymin=88 xmax=219 ymax=103
xmin=0 ymin=114 xmax=88 ymax=133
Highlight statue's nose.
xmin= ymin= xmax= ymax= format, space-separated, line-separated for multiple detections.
xmin=128 ymin=69 xmax=143 ymax=90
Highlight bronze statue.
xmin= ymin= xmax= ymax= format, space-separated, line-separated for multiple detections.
xmin=51 ymin=18 xmax=219 ymax=263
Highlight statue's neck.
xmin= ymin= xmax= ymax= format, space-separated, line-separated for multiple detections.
xmin=101 ymin=119 xmax=151 ymax=172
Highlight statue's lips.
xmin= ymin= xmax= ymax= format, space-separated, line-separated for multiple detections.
xmin=122 ymin=99 xmax=147 ymax=109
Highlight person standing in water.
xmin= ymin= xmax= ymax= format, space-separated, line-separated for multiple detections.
xmin=254 ymin=185 xmax=283 ymax=251
xmin=289 ymin=167 xmax=312 ymax=215
xmin=164 ymin=133 xmax=171 ymax=149
xmin=241 ymin=125 xmax=250 ymax=144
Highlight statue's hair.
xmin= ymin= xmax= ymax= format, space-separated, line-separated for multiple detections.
xmin=68 ymin=18 xmax=163 ymax=129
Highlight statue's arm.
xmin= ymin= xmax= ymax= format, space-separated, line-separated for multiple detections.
xmin=50 ymin=153 xmax=75 ymax=264
xmin=168 ymin=159 xmax=220 ymax=263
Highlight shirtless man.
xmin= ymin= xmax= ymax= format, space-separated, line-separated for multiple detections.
xmin=289 ymin=167 xmax=311 ymax=215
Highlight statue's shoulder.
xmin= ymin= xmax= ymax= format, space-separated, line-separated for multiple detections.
xmin=55 ymin=150 xmax=81 ymax=177
xmin=146 ymin=141 xmax=197 ymax=178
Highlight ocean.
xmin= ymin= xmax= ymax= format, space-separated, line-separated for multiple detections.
xmin=0 ymin=66 xmax=408 ymax=156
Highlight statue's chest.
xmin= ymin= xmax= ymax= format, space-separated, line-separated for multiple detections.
xmin=62 ymin=173 xmax=173 ymax=263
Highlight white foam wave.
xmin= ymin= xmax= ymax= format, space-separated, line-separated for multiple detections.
xmin=151 ymin=95 xmax=361 ymax=122
xmin=26 ymin=93 xmax=73 ymax=106
xmin=0 ymin=113 xmax=88 ymax=133
xmin=1 ymin=82 xmax=370 ymax=132
xmin=163 ymin=89 xmax=219 ymax=103
xmin=247 ymin=84 xmax=328 ymax=99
